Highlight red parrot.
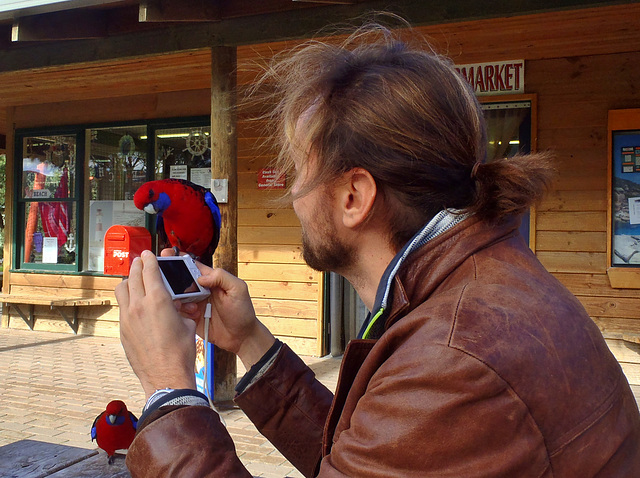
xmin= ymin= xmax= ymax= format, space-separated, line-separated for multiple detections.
xmin=91 ymin=400 xmax=138 ymax=464
xmin=133 ymin=179 xmax=222 ymax=267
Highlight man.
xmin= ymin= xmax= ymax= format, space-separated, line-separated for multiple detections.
xmin=116 ymin=23 xmax=640 ymax=477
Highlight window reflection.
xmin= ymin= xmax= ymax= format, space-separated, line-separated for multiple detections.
xmin=21 ymin=135 xmax=76 ymax=265
xmin=87 ymin=126 xmax=147 ymax=271
xmin=155 ymin=126 xmax=211 ymax=180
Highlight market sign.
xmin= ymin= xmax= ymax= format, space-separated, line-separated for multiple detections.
xmin=455 ymin=60 xmax=524 ymax=96
xmin=258 ymin=168 xmax=286 ymax=189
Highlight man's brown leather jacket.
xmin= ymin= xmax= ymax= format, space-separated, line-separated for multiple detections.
xmin=126 ymin=216 xmax=640 ymax=477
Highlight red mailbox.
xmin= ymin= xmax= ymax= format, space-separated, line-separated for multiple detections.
xmin=103 ymin=225 xmax=151 ymax=276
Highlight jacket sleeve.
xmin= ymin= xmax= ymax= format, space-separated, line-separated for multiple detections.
xmin=125 ymin=405 xmax=252 ymax=478
xmin=125 ymin=344 xmax=333 ymax=478
xmin=235 ymin=343 xmax=334 ymax=478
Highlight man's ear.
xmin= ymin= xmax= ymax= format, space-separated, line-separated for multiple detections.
xmin=339 ymin=168 xmax=377 ymax=229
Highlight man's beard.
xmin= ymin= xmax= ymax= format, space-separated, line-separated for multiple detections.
xmin=301 ymin=226 xmax=355 ymax=273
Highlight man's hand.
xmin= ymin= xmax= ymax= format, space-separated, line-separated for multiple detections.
xmin=192 ymin=265 xmax=276 ymax=370
xmin=116 ymin=250 xmax=197 ymax=400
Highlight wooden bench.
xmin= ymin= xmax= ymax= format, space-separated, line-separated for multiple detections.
xmin=0 ymin=294 xmax=111 ymax=334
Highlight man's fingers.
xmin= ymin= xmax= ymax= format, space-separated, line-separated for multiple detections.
xmin=140 ymin=250 xmax=170 ymax=298
xmin=127 ymin=255 xmax=145 ymax=299
xmin=115 ymin=279 xmax=130 ymax=310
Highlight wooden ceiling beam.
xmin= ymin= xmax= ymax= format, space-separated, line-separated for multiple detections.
xmin=292 ymin=1 xmax=355 ymax=4
xmin=12 ymin=10 xmax=108 ymax=42
xmin=0 ymin=25 xmax=11 ymax=49
xmin=0 ymin=0 xmax=635 ymax=72
xmin=139 ymin=0 xmax=221 ymax=22
xmin=140 ymin=0 xmax=318 ymax=22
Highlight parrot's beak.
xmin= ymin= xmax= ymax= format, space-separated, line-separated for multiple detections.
xmin=107 ymin=414 xmax=117 ymax=425
xmin=143 ymin=203 xmax=158 ymax=214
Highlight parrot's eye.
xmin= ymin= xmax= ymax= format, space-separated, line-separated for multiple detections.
xmin=148 ymin=189 xmax=154 ymax=198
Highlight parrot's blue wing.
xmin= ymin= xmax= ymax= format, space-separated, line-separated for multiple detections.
xmin=90 ymin=413 xmax=100 ymax=441
xmin=129 ymin=411 xmax=139 ymax=430
xmin=204 ymin=191 xmax=222 ymax=231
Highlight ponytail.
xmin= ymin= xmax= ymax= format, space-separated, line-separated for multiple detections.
xmin=469 ymin=152 xmax=556 ymax=222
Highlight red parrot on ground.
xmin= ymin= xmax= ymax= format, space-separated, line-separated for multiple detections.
xmin=133 ymin=179 xmax=222 ymax=267
xmin=91 ymin=400 xmax=138 ymax=464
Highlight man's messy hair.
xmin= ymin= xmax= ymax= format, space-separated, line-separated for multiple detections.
xmin=247 ymin=15 xmax=555 ymax=249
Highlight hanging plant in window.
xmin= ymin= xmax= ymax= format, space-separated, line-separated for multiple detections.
xmin=119 ymin=134 xmax=136 ymax=157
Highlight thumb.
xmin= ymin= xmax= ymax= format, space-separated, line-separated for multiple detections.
xmin=197 ymin=266 xmax=238 ymax=294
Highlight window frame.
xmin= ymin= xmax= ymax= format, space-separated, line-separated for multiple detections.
xmin=14 ymin=126 xmax=85 ymax=272
xmin=12 ymin=116 xmax=210 ymax=274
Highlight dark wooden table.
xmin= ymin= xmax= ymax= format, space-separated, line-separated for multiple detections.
xmin=0 ymin=439 xmax=130 ymax=477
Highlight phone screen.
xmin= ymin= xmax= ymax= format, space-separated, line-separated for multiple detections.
xmin=158 ymin=259 xmax=199 ymax=295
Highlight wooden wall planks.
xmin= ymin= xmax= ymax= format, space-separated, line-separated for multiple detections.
xmin=524 ymin=50 xmax=640 ymax=353
xmin=236 ymin=152 xmax=321 ymax=355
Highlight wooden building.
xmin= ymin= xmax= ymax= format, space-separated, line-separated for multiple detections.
xmin=1 ymin=0 xmax=639 ymax=397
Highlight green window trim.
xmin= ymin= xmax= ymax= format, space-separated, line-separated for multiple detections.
xmin=14 ymin=128 xmax=84 ymax=272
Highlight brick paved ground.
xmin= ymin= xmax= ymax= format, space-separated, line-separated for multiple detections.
xmin=0 ymin=328 xmax=341 ymax=477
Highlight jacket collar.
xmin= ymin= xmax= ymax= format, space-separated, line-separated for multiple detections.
xmin=358 ymin=210 xmax=470 ymax=339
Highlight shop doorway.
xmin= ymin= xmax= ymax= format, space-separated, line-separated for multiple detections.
xmin=482 ymin=100 xmax=533 ymax=242
xmin=324 ymin=272 xmax=368 ymax=356
xmin=323 ymin=99 xmax=534 ymax=356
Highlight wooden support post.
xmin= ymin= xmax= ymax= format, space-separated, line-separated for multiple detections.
xmin=210 ymin=46 xmax=238 ymax=403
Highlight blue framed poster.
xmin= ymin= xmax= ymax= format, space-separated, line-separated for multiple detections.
xmin=611 ymin=131 xmax=640 ymax=266
xmin=607 ymin=109 xmax=640 ymax=289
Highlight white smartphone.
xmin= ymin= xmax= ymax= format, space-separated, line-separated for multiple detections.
xmin=157 ymin=256 xmax=211 ymax=303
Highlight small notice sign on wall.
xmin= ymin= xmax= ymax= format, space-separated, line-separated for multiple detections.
xmin=455 ymin=60 xmax=524 ymax=96
xmin=170 ymin=164 xmax=188 ymax=180
xmin=258 ymin=168 xmax=285 ymax=189
xmin=190 ymin=167 xmax=211 ymax=189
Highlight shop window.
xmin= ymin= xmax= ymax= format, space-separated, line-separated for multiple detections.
xmin=153 ymin=125 xmax=211 ymax=181
xmin=483 ymin=101 xmax=532 ymax=159
xmin=14 ymin=117 xmax=209 ymax=274
xmin=16 ymin=132 xmax=80 ymax=271
xmin=607 ymin=109 xmax=640 ymax=288
xmin=150 ymin=123 xmax=211 ymax=252
xmin=87 ymin=125 xmax=147 ymax=272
